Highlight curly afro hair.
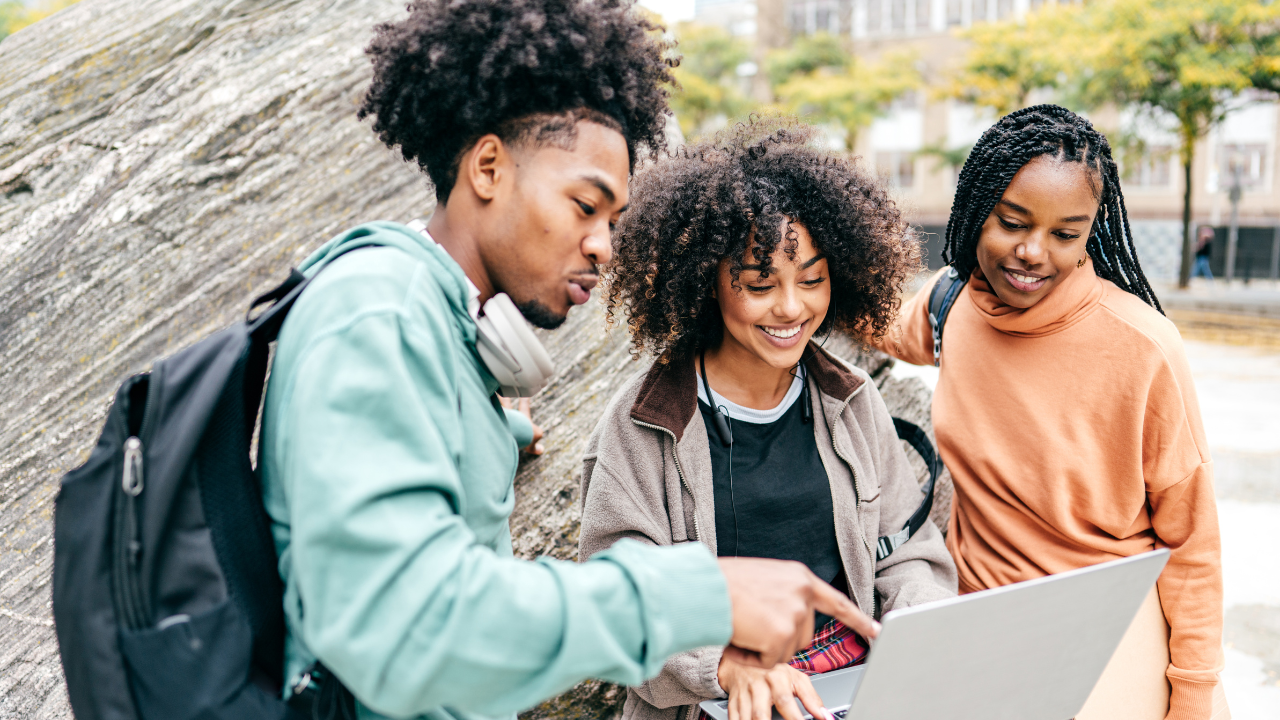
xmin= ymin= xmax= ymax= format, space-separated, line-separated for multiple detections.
xmin=606 ymin=119 xmax=921 ymax=361
xmin=358 ymin=0 xmax=676 ymax=202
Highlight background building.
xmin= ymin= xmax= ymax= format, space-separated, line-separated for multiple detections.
xmin=690 ymin=0 xmax=1280 ymax=281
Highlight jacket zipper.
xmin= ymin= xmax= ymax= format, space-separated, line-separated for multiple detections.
xmin=630 ymin=419 xmax=702 ymax=542
xmin=827 ymin=396 xmax=875 ymax=560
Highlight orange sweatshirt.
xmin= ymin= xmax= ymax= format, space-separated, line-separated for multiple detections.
xmin=878 ymin=260 xmax=1223 ymax=720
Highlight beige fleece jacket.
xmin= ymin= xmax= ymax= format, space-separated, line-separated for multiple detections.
xmin=578 ymin=344 xmax=958 ymax=720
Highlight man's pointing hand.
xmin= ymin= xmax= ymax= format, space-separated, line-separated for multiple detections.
xmin=718 ymin=558 xmax=881 ymax=668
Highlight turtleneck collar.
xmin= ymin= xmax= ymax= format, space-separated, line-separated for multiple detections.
xmin=966 ymin=256 xmax=1103 ymax=337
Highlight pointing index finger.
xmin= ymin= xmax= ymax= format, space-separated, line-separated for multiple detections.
xmin=809 ymin=578 xmax=880 ymax=639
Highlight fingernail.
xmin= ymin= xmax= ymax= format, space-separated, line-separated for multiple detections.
xmin=822 ymin=709 xmax=835 ymax=720
xmin=534 ymin=442 xmax=544 ymax=454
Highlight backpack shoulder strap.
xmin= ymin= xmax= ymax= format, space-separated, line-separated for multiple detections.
xmin=876 ymin=417 xmax=941 ymax=562
xmin=927 ymin=267 xmax=967 ymax=368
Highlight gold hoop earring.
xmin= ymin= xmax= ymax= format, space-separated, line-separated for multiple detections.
xmin=1077 ymin=256 xmax=1087 ymax=268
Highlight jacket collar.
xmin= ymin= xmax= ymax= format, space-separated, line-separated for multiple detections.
xmin=630 ymin=342 xmax=865 ymax=441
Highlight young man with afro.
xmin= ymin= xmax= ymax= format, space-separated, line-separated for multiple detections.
xmin=256 ymin=2 xmax=877 ymax=719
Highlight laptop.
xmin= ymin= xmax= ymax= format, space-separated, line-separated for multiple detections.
xmin=700 ymin=549 xmax=1169 ymax=720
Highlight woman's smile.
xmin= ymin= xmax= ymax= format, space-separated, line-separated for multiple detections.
xmin=758 ymin=320 xmax=808 ymax=346
xmin=1001 ymin=267 xmax=1050 ymax=293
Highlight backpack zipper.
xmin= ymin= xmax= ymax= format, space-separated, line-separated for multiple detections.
xmin=113 ymin=436 xmax=150 ymax=630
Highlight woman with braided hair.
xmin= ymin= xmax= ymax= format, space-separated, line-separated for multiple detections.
xmin=878 ymin=105 xmax=1224 ymax=720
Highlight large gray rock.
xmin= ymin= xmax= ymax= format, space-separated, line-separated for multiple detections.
xmin=0 ymin=1 xmax=947 ymax=717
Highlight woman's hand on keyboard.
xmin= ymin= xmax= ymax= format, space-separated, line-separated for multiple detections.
xmin=717 ymin=656 xmax=833 ymax=720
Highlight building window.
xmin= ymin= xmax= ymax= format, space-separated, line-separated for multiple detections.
xmin=997 ymin=0 xmax=1013 ymax=20
xmin=1218 ymin=144 xmax=1268 ymax=191
xmin=947 ymin=0 xmax=963 ymax=26
xmin=1122 ymin=145 xmax=1173 ymax=188
xmin=915 ymin=0 xmax=931 ymax=30
xmin=790 ymin=0 xmax=841 ymax=35
xmin=876 ymin=151 xmax=916 ymax=189
xmin=972 ymin=0 xmax=990 ymax=22
xmin=890 ymin=0 xmax=906 ymax=31
xmin=867 ymin=0 xmax=883 ymax=33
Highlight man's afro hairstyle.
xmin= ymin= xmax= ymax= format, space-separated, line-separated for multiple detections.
xmin=358 ymin=0 xmax=677 ymax=200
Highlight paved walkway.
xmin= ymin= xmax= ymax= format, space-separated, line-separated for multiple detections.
xmin=890 ymin=339 xmax=1280 ymax=718
xmin=1156 ymin=280 xmax=1280 ymax=319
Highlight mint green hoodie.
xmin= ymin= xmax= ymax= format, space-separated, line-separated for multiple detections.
xmin=259 ymin=222 xmax=732 ymax=720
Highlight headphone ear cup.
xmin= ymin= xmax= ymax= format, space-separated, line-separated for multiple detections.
xmin=475 ymin=293 xmax=554 ymax=397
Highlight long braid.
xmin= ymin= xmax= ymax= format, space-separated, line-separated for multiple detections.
xmin=942 ymin=104 xmax=1163 ymax=313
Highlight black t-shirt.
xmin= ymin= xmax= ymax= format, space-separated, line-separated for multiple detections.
xmin=698 ymin=388 xmax=843 ymax=588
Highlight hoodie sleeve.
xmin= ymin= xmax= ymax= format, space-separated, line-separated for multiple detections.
xmin=274 ymin=308 xmax=732 ymax=719
xmin=872 ymin=268 xmax=948 ymax=367
xmin=1139 ymin=337 xmax=1223 ymax=720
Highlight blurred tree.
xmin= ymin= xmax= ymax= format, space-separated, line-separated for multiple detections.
xmin=939 ymin=3 xmax=1078 ymax=115
xmin=1 ymin=0 xmax=80 ymax=41
xmin=1072 ymin=0 xmax=1280 ymax=288
xmin=945 ymin=0 xmax=1280 ymax=289
xmin=916 ymin=142 xmax=973 ymax=186
xmin=668 ymin=22 xmax=752 ymax=139
xmin=770 ymin=33 xmax=921 ymax=150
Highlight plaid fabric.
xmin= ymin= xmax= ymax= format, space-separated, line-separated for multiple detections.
xmin=787 ymin=618 xmax=869 ymax=676
xmin=697 ymin=619 xmax=868 ymax=719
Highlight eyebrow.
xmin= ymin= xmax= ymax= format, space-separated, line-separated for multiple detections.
xmin=799 ymin=254 xmax=826 ymax=270
xmin=998 ymin=199 xmax=1090 ymax=224
xmin=996 ymin=199 xmax=1030 ymax=215
xmin=581 ymin=174 xmax=627 ymax=212
xmin=741 ymin=254 xmax=826 ymax=272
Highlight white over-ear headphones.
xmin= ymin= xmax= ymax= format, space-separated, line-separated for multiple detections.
xmin=406 ymin=218 xmax=555 ymax=397
xmin=474 ymin=293 xmax=555 ymax=398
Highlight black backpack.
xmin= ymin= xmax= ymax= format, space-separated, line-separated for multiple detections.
xmin=870 ymin=266 xmax=967 ymax=560
xmin=926 ymin=266 xmax=967 ymax=367
xmin=53 ymin=263 xmax=354 ymax=720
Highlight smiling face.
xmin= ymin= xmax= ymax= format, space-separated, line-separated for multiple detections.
xmin=481 ymin=121 xmax=630 ymax=328
xmin=975 ymin=155 xmax=1100 ymax=309
xmin=714 ymin=221 xmax=831 ymax=371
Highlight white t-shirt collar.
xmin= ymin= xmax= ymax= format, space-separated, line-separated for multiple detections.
xmin=696 ymin=365 xmax=806 ymax=425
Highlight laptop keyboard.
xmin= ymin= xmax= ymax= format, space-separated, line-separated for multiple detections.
xmin=799 ymin=707 xmax=849 ymax=720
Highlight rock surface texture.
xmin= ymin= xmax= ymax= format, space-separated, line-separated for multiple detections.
xmin=0 ymin=1 xmax=948 ymax=717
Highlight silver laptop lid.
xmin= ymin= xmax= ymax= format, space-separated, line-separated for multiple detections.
xmin=844 ymin=549 xmax=1169 ymax=720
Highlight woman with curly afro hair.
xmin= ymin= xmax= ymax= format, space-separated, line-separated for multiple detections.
xmin=578 ymin=120 xmax=958 ymax=720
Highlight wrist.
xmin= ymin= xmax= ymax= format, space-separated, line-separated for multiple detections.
xmin=716 ymin=654 xmax=737 ymax=691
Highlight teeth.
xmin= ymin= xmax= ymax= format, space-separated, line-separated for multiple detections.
xmin=762 ymin=325 xmax=801 ymax=339
xmin=1009 ymin=271 xmax=1044 ymax=284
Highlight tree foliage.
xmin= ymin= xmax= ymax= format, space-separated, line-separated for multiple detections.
xmin=1072 ymin=0 xmax=1280 ymax=287
xmin=941 ymin=0 xmax=1280 ymax=288
xmin=940 ymin=3 xmax=1078 ymax=115
xmin=0 ymin=0 xmax=80 ymax=41
xmin=769 ymin=33 xmax=921 ymax=149
xmin=668 ymin=22 xmax=752 ymax=139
